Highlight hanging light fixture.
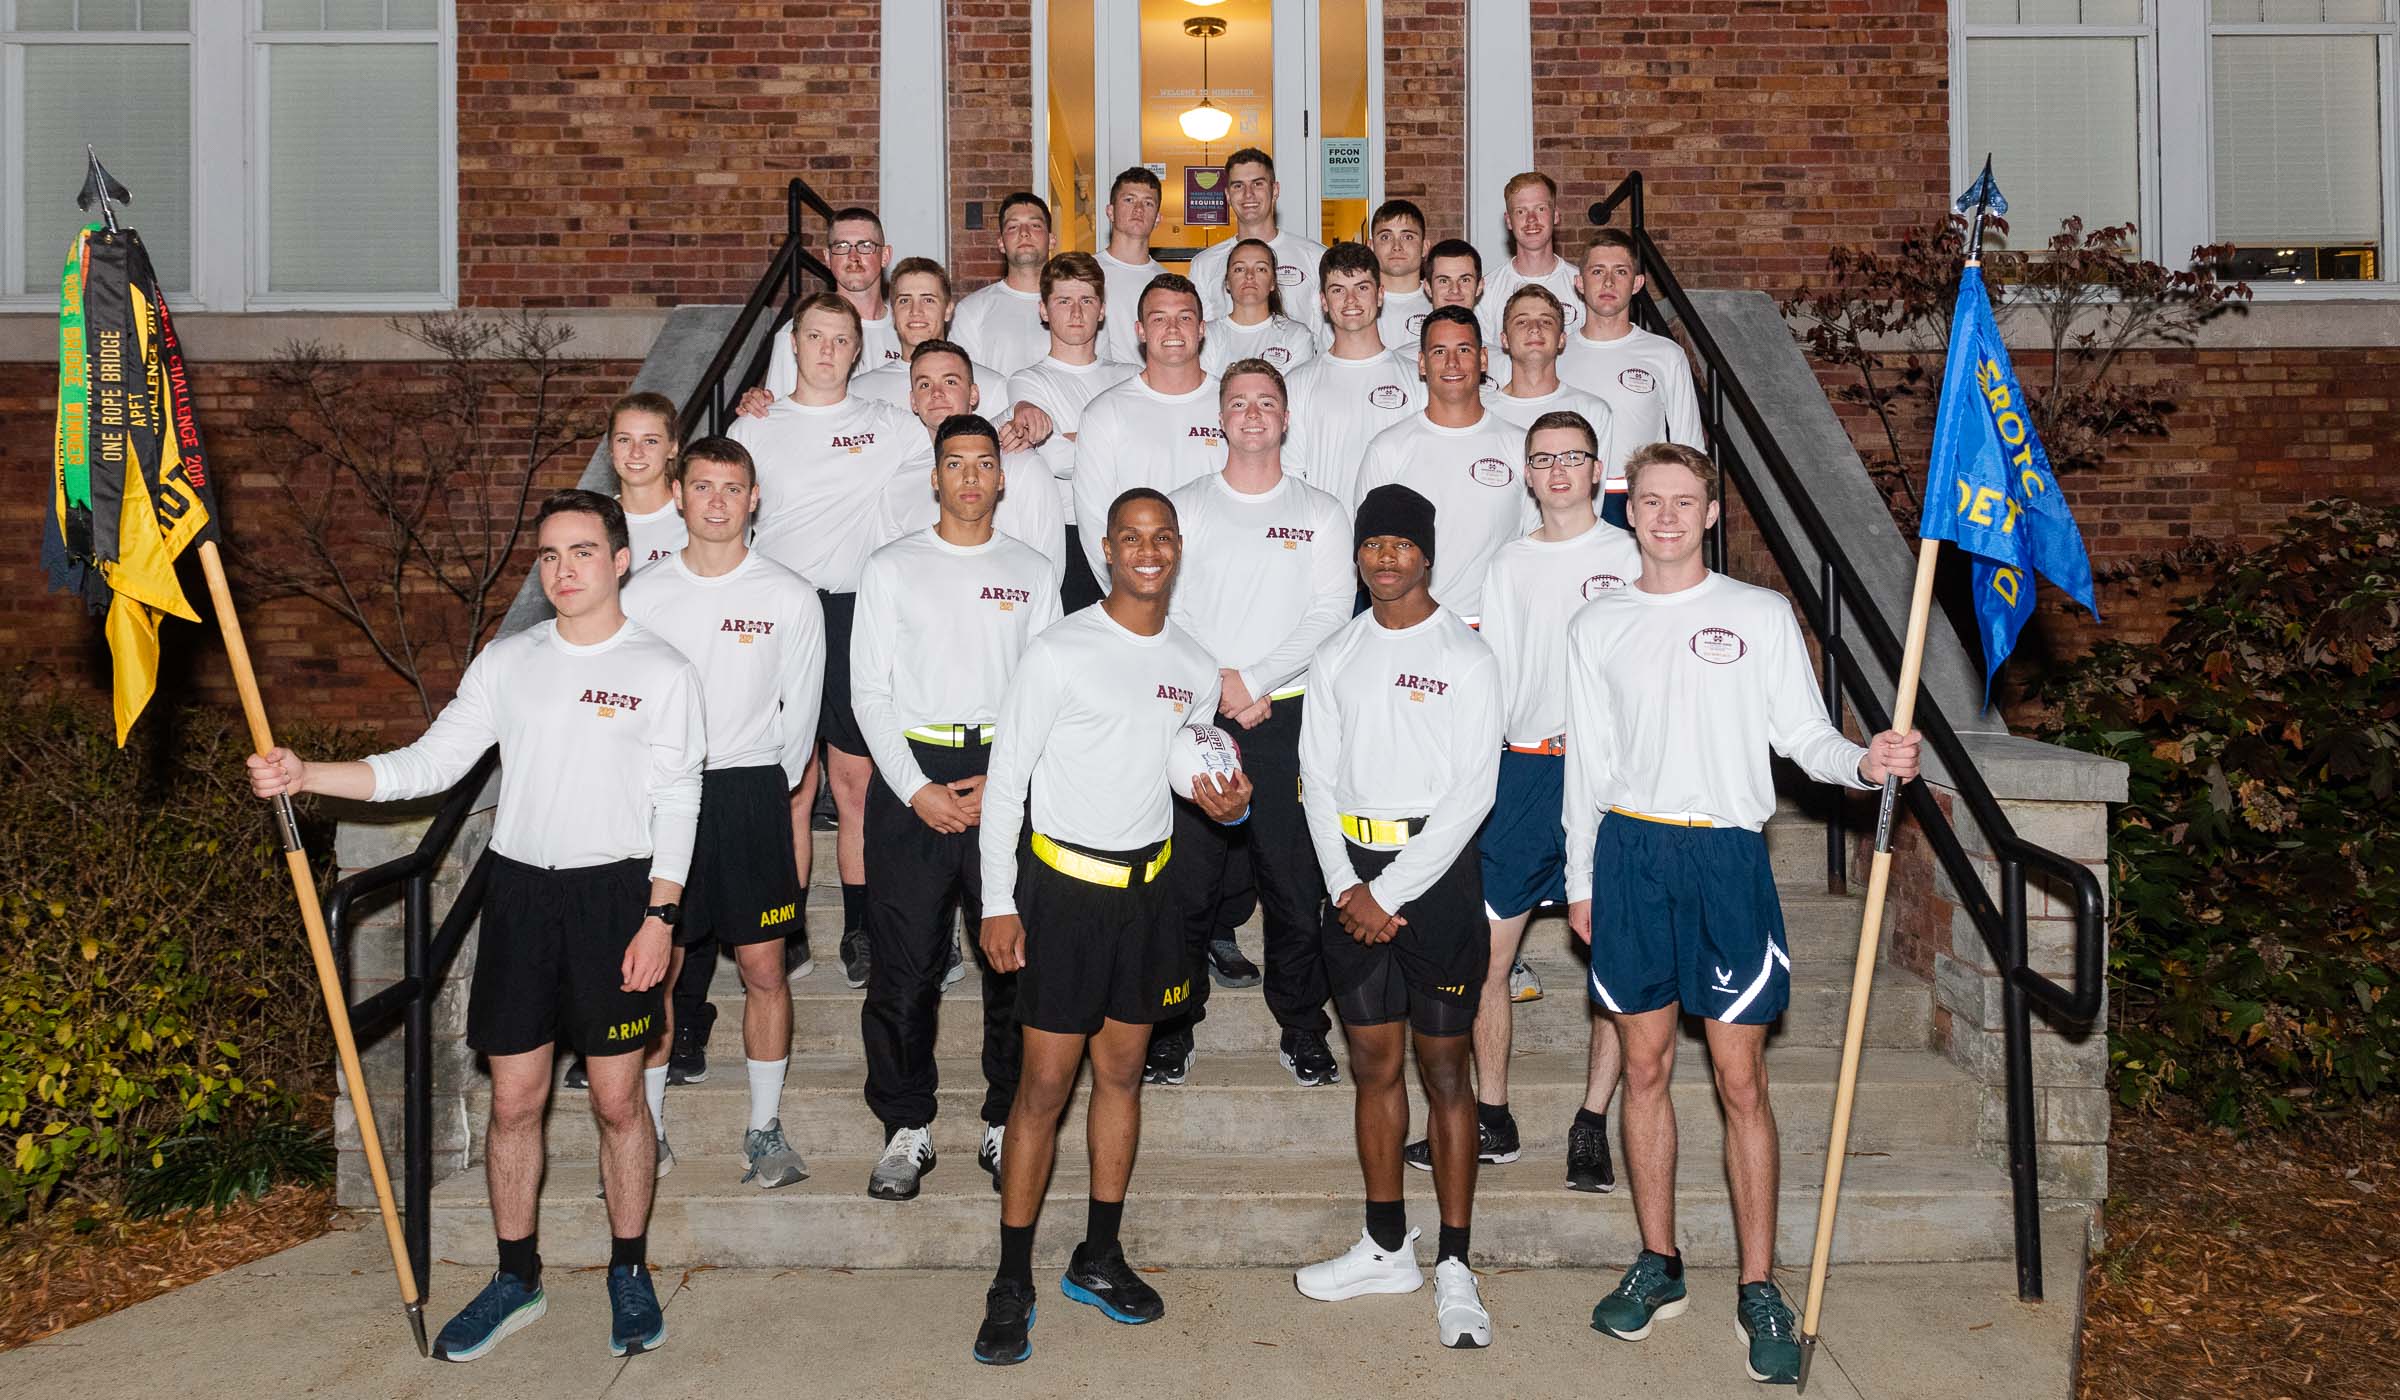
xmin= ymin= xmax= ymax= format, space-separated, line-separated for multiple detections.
xmin=1178 ymin=17 xmax=1234 ymax=144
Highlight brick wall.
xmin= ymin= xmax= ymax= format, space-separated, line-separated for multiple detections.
xmin=456 ymin=3 xmax=880 ymax=308
xmin=1383 ymin=1 xmax=1469 ymax=244
xmin=1530 ymin=0 xmax=1949 ymax=288
xmin=2 ymin=358 xmax=636 ymax=736
xmin=946 ymin=2 xmax=1035 ymax=285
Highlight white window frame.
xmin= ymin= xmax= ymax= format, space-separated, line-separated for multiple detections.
xmin=0 ymin=0 xmax=456 ymax=312
xmin=1952 ymin=0 xmax=2400 ymax=300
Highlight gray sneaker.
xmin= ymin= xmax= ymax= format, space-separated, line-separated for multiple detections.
xmin=596 ymin=1134 xmax=674 ymax=1199
xmin=942 ymin=930 xmax=966 ymax=990
xmin=741 ymin=1118 xmax=809 ymax=1189
xmin=868 ymin=1125 xmax=936 ymax=1201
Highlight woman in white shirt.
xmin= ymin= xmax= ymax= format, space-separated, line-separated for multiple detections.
xmin=1202 ymin=238 xmax=1318 ymax=378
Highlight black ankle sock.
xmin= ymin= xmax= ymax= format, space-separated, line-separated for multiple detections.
xmin=1656 ymin=1248 xmax=1683 ymax=1280
xmin=1365 ymin=1199 xmax=1408 ymax=1253
xmin=1085 ymin=1197 xmax=1125 ymax=1254
xmin=998 ymin=1222 xmax=1036 ymax=1288
xmin=609 ymin=1234 xmax=646 ymax=1271
xmin=1437 ymin=1223 xmax=1471 ymax=1265
xmin=1574 ymin=1107 xmax=1608 ymax=1132
xmin=1476 ymin=1101 xmax=1512 ymax=1128
xmin=496 ymin=1234 xmax=539 ymax=1289
xmin=841 ymin=883 xmax=867 ymax=932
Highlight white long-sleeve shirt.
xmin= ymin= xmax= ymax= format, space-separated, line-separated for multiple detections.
xmin=1480 ymin=256 xmax=1586 ymax=342
xmin=1167 ymin=471 xmax=1356 ymax=700
xmin=1483 ymin=380 xmax=1622 ymax=488
xmin=1557 ymin=325 xmax=1705 ymax=473
xmin=1095 ymin=248 xmax=1167 ymax=366
xmin=1008 ymin=354 xmax=1141 ymax=521
xmin=1562 ymin=572 xmax=1873 ymax=903
xmin=1355 ymin=412 xmax=1539 ymax=619
xmin=1285 ymin=347 xmax=1420 ymax=506
xmin=1299 ymin=607 xmax=1503 ymax=911
xmin=950 ymin=280 xmax=1050 ymax=376
xmin=1190 ymin=230 xmax=1329 ymax=336
xmin=1200 ymin=314 xmax=1318 ymax=377
xmin=873 ymin=447 xmax=1069 ymax=587
xmin=730 ymin=394 xmax=933 ymax=594
xmin=763 ymin=314 xmax=905 ymax=397
xmin=1379 ymin=286 xmax=1432 ymax=358
xmin=848 ymin=356 xmax=1009 ymax=416
xmin=363 ymin=618 xmax=705 ymax=884
xmin=622 ymin=550 xmax=825 ymax=786
xmin=978 ymin=606 xmax=1222 ymax=917
xmin=852 ymin=527 xmax=1062 ymax=806
xmin=1481 ymin=521 xmax=1643 ymax=745
xmin=623 ymin=500 xmax=686 ymax=577
xmin=1071 ymin=373 xmax=1225 ymax=581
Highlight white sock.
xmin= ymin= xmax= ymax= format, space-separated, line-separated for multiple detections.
xmin=746 ymin=1057 xmax=788 ymax=1132
xmin=644 ymin=1064 xmax=669 ymax=1137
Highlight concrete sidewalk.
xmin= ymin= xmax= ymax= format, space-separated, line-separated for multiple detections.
xmin=2 ymin=1213 xmax=2085 ymax=1399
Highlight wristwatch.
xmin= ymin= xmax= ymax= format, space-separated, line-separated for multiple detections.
xmin=644 ymin=902 xmax=681 ymax=928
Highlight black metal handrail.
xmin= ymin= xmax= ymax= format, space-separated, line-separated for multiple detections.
xmin=678 ymin=177 xmax=840 ymax=440
xmin=323 ymin=746 xmax=500 ymax=1297
xmin=1590 ymin=172 xmax=2105 ymax=1304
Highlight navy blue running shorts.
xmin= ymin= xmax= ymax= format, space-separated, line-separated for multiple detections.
xmin=1478 ymin=748 xmax=1568 ymax=921
xmin=1586 ymin=817 xmax=1789 ymax=1024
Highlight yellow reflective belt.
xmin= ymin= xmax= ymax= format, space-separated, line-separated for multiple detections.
xmin=1031 ymin=832 xmax=1173 ymax=887
xmin=1269 ymin=685 xmax=1307 ymax=702
xmin=1340 ymin=814 xmax=1419 ymax=846
xmin=1608 ymin=806 xmax=1714 ymax=828
xmin=905 ymin=723 xmax=996 ymax=748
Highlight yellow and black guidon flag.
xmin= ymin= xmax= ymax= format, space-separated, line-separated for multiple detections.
xmin=44 ymin=221 xmax=220 ymax=744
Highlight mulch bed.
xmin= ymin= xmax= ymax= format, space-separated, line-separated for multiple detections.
xmin=0 ymin=1183 xmax=333 ymax=1352
xmin=2080 ymin=1103 xmax=2400 ymax=1400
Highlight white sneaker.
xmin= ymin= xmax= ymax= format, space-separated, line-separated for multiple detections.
xmin=977 ymin=1123 xmax=1005 ymax=1187
xmin=1434 ymin=1258 xmax=1492 ymax=1349
xmin=867 ymin=1125 xmax=936 ymax=1201
xmin=1295 ymin=1227 xmax=1424 ymax=1302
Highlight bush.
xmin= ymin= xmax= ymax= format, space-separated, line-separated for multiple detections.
xmin=0 ymin=697 xmax=337 ymax=1219
xmin=2042 ymin=501 xmax=2400 ymax=1124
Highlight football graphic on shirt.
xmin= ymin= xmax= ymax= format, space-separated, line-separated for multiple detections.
xmin=1166 ymin=723 xmax=1245 ymax=802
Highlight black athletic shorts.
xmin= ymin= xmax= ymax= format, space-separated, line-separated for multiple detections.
xmin=469 ymin=854 xmax=664 ymax=1058
xmin=1013 ymin=833 xmax=1188 ymax=1036
xmin=818 ymin=588 xmax=867 ymax=756
xmin=682 ymin=764 xmax=803 ymax=949
xmin=1321 ymin=836 xmax=1488 ymax=1037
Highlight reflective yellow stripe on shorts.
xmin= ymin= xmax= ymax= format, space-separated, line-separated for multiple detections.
xmin=1340 ymin=814 xmax=1418 ymax=846
xmin=1607 ymin=806 xmax=1714 ymax=828
xmin=1031 ymin=832 xmax=1173 ymax=887
xmin=905 ymin=723 xmax=996 ymax=747
xmin=1269 ymin=685 xmax=1306 ymax=702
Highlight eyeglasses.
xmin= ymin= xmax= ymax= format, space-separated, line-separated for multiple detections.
xmin=828 ymin=239 xmax=884 ymax=257
xmin=1526 ymin=451 xmax=1595 ymax=472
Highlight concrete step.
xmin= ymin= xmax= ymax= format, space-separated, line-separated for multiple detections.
xmin=491 ymin=1043 xmax=1981 ymax=1163
xmin=428 ymin=1146 xmax=2015 ymax=1269
xmin=719 ymin=955 xmax=1931 ymax=1060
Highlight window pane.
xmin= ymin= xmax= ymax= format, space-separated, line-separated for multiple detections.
xmin=260 ymin=0 xmax=324 ymax=30
xmin=77 ymin=0 xmax=136 ymax=28
xmin=2080 ymin=0 xmax=2143 ymax=20
xmin=141 ymin=0 xmax=191 ymax=29
xmin=325 ymin=0 xmax=386 ymax=29
xmin=1045 ymin=0 xmax=1096 ymax=251
xmin=19 ymin=44 xmax=190 ymax=291
xmin=2016 ymin=0 xmax=2084 ymax=22
xmin=1964 ymin=38 xmax=2142 ymax=252
xmin=388 ymin=0 xmax=435 ymax=26
xmin=16 ymin=0 xmax=75 ymax=27
xmin=2213 ymin=35 xmax=2383 ymax=280
xmin=1963 ymin=0 xmax=2019 ymax=21
xmin=266 ymin=43 xmax=441 ymax=293
xmin=1319 ymin=0 xmax=1369 ymax=244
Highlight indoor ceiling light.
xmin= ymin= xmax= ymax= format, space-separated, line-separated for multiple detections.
xmin=1178 ymin=17 xmax=1233 ymax=145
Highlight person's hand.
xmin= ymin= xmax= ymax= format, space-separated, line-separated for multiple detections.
xmin=247 ymin=748 xmax=307 ymax=800
xmin=1217 ymin=669 xmax=1257 ymax=720
xmin=1003 ymin=401 xmax=1054 ymax=452
xmin=1336 ymin=885 xmax=1403 ymax=944
xmin=1191 ymin=770 xmax=1252 ymax=825
xmin=950 ymin=773 xmax=987 ymax=823
xmin=736 ymin=386 xmax=775 ymax=419
xmin=981 ymin=913 xmax=1027 ymax=974
xmin=1568 ymin=899 xmax=1592 ymax=945
xmin=910 ymin=782 xmax=974 ymax=834
xmin=1860 ymin=728 xmax=1924 ymax=785
xmin=1229 ymin=696 xmax=1272 ymax=730
xmin=622 ymin=918 xmax=673 ymax=992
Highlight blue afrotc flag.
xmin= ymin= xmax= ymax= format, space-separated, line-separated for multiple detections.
xmin=1918 ymin=262 xmax=2098 ymax=702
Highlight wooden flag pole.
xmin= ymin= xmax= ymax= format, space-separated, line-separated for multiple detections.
xmin=1794 ymin=533 xmax=1941 ymax=1393
xmin=195 ymin=540 xmax=429 ymax=1357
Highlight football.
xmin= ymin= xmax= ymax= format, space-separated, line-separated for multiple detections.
xmin=1166 ymin=723 xmax=1244 ymax=802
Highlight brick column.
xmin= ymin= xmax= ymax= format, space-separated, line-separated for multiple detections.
xmin=330 ymin=805 xmax=493 ymax=1211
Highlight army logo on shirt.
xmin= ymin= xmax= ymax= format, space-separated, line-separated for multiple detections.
xmin=1369 ymin=384 xmax=1406 ymax=410
xmin=1468 ymin=457 xmax=1514 ymax=488
xmin=1582 ymin=573 xmax=1630 ymax=599
xmin=831 ymin=432 xmax=876 ymax=454
xmin=1689 ymin=628 xmax=1747 ymax=665
xmin=1157 ymin=683 xmax=1195 ymax=714
xmin=981 ymin=585 xmax=1031 ymax=612
xmin=579 ymin=688 xmax=645 ymax=718
xmin=1619 ymin=368 xmax=1657 ymax=394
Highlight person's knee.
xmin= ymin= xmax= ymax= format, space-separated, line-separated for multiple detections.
xmin=1349 ymin=1037 xmax=1405 ymax=1090
xmin=488 ymin=1081 xmax=548 ymax=1135
xmin=735 ymin=946 xmax=783 ymax=999
xmin=1415 ymin=1039 xmax=1474 ymax=1101
xmin=1711 ymin=1053 xmax=1771 ymax=1119
xmin=585 ymin=1073 xmax=649 ymax=1134
xmin=1087 ymin=1049 xmax=1143 ymax=1098
xmin=1621 ymin=1036 xmax=1675 ymax=1097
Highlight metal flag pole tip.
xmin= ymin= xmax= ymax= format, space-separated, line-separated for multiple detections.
xmin=408 ymin=1302 xmax=429 ymax=1357
xmin=1797 ymin=1332 xmax=1817 ymax=1393
xmin=77 ymin=146 xmax=128 ymax=233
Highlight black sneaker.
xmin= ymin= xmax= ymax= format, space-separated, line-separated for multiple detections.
xmin=783 ymin=926 xmax=815 ymax=983
xmin=1142 ymin=1026 xmax=1194 ymax=1085
xmin=562 ymin=1056 xmax=589 ymax=1091
xmin=1205 ymin=937 xmax=1262 ymax=988
xmin=1566 ymin=1117 xmax=1616 ymax=1193
xmin=972 ymin=1276 xmax=1036 ymax=1365
xmin=1403 ymin=1110 xmax=1522 ymax=1170
xmin=1278 ymin=1027 xmax=1340 ymax=1086
xmin=1060 ymin=1242 xmax=1165 ymax=1324
xmin=665 ymin=1002 xmax=715 ymax=1085
xmin=840 ymin=927 xmax=871 ymax=990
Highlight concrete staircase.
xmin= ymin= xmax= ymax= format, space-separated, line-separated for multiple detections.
xmin=430 ymin=805 xmax=2015 ymax=1268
